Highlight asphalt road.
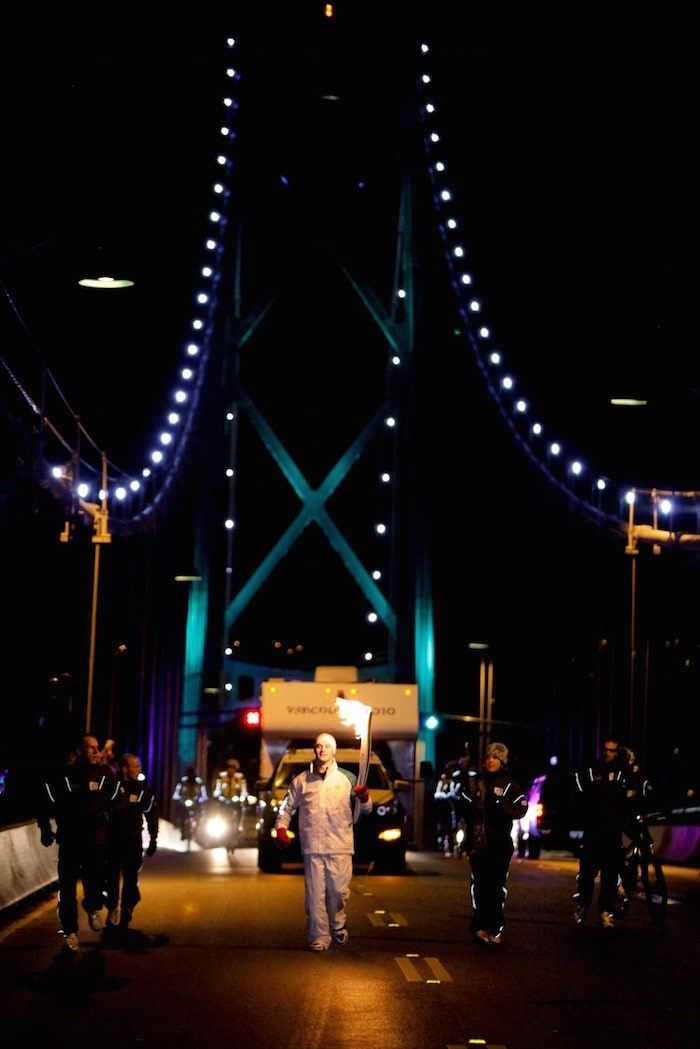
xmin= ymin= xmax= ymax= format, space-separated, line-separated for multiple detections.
xmin=1 ymin=841 xmax=698 ymax=1049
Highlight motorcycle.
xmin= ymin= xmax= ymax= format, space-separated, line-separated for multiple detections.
xmin=178 ymin=798 xmax=203 ymax=851
xmin=194 ymin=799 xmax=243 ymax=858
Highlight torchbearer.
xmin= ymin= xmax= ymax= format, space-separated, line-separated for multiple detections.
xmin=273 ymin=730 xmax=372 ymax=950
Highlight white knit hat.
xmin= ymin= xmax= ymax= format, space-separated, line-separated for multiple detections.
xmin=485 ymin=742 xmax=509 ymax=765
xmin=315 ymin=732 xmax=337 ymax=753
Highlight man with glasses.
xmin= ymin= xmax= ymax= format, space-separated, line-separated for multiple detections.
xmin=572 ymin=736 xmax=629 ymax=929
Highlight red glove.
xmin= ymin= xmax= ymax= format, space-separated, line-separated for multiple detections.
xmin=275 ymin=826 xmax=291 ymax=849
xmin=353 ymin=785 xmax=370 ymax=804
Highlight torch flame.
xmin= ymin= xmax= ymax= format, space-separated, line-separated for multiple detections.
xmin=335 ymin=695 xmax=373 ymax=822
xmin=335 ymin=697 xmax=372 ymax=739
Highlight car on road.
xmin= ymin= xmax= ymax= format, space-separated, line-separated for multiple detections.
xmin=517 ymin=766 xmax=582 ymax=858
xmin=255 ymin=745 xmax=410 ymax=873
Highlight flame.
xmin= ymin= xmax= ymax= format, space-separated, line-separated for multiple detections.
xmin=335 ymin=697 xmax=372 ymax=739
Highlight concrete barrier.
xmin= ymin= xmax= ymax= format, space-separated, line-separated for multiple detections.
xmin=0 ymin=820 xmax=59 ymax=913
xmin=0 ymin=818 xmax=188 ymax=916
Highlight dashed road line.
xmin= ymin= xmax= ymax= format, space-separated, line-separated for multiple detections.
xmin=368 ymin=909 xmax=408 ymax=927
xmin=394 ymin=953 xmax=454 ymax=982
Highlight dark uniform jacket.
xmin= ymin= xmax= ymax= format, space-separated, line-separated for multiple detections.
xmin=109 ymin=779 xmax=159 ymax=844
xmin=38 ymin=761 xmax=119 ymax=846
xmin=461 ymin=767 xmax=528 ymax=854
xmin=573 ymin=758 xmax=629 ymax=842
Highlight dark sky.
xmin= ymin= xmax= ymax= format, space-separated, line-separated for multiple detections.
xmin=2 ymin=13 xmax=699 ymax=759
xmin=4 ymin=23 xmax=696 ymax=481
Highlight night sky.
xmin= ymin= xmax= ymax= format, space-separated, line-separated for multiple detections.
xmin=2 ymin=12 xmax=698 ymax=774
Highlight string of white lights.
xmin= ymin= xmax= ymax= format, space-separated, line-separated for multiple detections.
xmin=416 ymin=40 xmax=700 ymax=546
xmin=35 ymin=36 xmax=241 ymax=534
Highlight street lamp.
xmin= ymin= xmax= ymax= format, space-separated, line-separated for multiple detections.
xmin=469 ymin=642 xmax=494 ymax=764
xmin=59 ymin=452 xmax=111 ymax=732
xmin=58 ymin=451 xmax=111 ymax=730
xmin=78 ymin=249 xmax=135 ymax=289
xmin=78 ymin=275 xmax=134 ymax=289
xmin=84 ymin=455 xmax=111 ymax=733
xmin=107 ymin=643 xmax=127 ymax=739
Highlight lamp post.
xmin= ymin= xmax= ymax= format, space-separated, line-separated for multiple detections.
xmin=58 ymin=451 xmax=111 ymax=734
xmin=84 ymin=454 xmax=111 ymax=733
xmin=107 ymin=643 xmax=127 ymax=739
xmin=469 ymin=642 xmax=493 ymax=765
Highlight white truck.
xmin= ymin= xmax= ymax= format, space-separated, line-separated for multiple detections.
xmin=254 ymin=666 xmax=421 ymax=871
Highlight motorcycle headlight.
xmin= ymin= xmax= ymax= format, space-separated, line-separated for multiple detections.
xmin=204 ymin=816 xmax=227 ymax=840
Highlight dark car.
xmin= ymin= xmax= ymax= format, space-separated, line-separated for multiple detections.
xmin=517 ymin=767 xmax=582 ymax=858
xmin=255 ymin=746 xmax=410 ymax=874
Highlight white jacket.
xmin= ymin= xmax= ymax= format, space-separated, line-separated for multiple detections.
xmin=275 ymin=759 xmax=372 ymax=855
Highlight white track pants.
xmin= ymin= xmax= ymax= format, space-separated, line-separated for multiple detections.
xmin=303 ymin=853 xmax=353 ymax=948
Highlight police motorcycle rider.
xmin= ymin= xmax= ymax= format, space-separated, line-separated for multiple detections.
xmin=202 ymin=757 xmax=250 ymax=849
xmin=172 ymin=767 xmax=208 ymax=842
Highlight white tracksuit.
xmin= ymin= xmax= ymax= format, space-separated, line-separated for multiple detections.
xmin=275 ymin=759 xmax=372 ymax=948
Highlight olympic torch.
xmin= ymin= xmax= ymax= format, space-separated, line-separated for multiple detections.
xmin=335 ymin=694 xmax=373 ymax=823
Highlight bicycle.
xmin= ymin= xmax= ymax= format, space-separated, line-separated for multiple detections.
xmin=615 ymin=813 xmax=668 ymax=925
xmin=179 ymin=799 xmax=201 ymax=852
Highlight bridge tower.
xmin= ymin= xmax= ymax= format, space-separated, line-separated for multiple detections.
xmin=174 ymin=36 xmax=438 ymax=783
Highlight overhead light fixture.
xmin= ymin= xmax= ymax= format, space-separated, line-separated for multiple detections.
xmin=174 ymin=567 xmax=203 ymax=582
xmin=609 ymin=397 xmax=648 ymax=407
xmin=78 ymin=275 xmax=135 ymax=289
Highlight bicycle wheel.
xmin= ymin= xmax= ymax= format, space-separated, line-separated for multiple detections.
xmin=640 ymin=854 xmax=667 ymax=924
xmin=614 ymin=873 xmax=631 ymax=917
xmin=617 ymin=849 xmax=637 ymax=916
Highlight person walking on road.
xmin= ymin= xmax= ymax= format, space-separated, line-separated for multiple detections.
xmin=37 ymin=733 xmax=119 ymax=951
xmin=572 ymin=734 xmax=630 ymax=929
xmin=274 ymin=732 xmax=372 ymax=951
xmin=461 ymin=741 xmax=528 ymax=945
xmin=104 ymin=753 xmax=159 ymax=932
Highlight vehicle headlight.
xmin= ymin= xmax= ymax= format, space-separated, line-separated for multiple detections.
xmin=204 ymin=816 xmax=228 ymax=840
xmin=377 ymin=828 xmax=403 ymax=843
